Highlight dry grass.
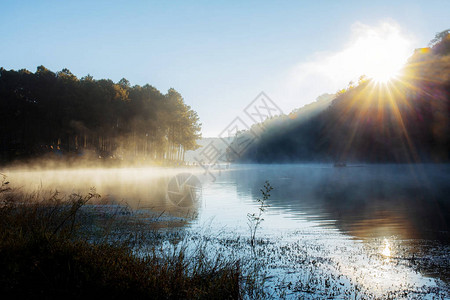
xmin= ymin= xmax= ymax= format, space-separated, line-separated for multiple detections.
xmin=0 ymin=174 xmax=246 ymax=299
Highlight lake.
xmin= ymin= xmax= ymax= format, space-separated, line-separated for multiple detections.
xmin=4 ymin=163 xmax=450 ymax=298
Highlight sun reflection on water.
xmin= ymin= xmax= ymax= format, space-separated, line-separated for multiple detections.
xmin=381 ymin=238 xmax=391 ymax=257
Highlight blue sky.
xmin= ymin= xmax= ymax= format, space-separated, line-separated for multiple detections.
xmin=1 ymin=0 xmax=449 ymax=136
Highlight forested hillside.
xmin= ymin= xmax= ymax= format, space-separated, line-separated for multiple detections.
xmin=230 ymin=31 xmax=450 ymax=163
xmin=0 ymin=67 xmax=201 ymax=164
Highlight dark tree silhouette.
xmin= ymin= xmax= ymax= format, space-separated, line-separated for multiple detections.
xmin=0 ymin=67 xmax=201 ymax=164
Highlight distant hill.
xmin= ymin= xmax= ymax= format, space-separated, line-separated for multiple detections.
xmin=225 ymin=93 xmax=335 ymax=162
xmin=231 ymin=31 xmax=450 ymax=163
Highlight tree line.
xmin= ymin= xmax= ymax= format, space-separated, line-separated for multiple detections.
xmin=0 ymin=67 xmax=201 ymax=164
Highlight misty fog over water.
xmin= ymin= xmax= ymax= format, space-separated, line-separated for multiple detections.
xmin=5 ymin=163 xmax=449 ymax=241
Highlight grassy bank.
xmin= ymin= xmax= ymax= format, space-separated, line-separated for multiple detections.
xmin=0 ymin=176 xmax=251 ymax=299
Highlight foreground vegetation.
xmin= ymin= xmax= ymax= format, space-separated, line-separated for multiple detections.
xmin=0 ymin=177 xmax=248 ymax=299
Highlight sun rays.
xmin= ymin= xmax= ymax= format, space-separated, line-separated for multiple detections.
xmin=333 ymin=73 xmax=429 ymax=163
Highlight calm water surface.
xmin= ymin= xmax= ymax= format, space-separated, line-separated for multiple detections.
xmin=200 ymin=164 xmax=450 ymax=240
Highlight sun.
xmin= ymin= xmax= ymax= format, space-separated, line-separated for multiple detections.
xmin=369 ymin=60 xmax=402 ymax=83
xmin=288 ymin=22 xmax=414 ymax=97
xmin=348 ymin=23 xmax=412 ymax=83
xmin=362 ymin=41 xmax=407 ymax=83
